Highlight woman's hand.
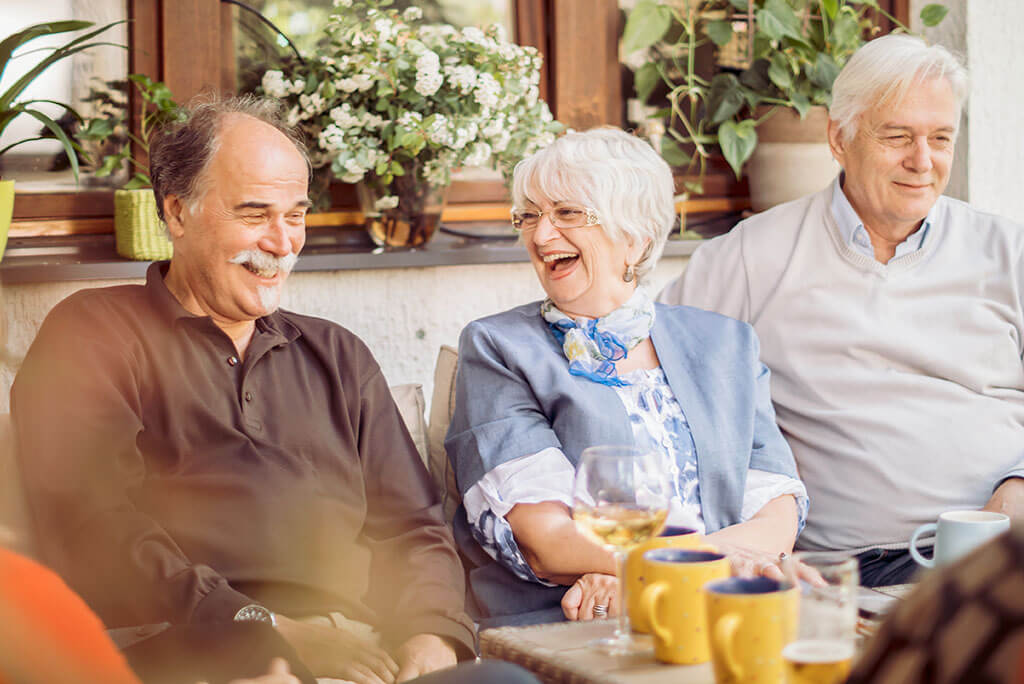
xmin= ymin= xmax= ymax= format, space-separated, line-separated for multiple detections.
xmin=561 ymin=572 xmax=619 ymax=621
xmin=712 ymin=542 xmax=824 ymax=585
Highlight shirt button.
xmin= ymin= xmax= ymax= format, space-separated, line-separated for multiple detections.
xmin=227 ymin=356 xmax=239 ymax=366
xmin=244 ymin=391 xmax=253 ymax=402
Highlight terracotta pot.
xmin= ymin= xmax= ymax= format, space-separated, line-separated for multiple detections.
xmin=746 ymin=106 xmax=839 ymax=212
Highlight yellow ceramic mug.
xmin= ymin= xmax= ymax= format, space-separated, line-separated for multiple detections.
xmin=704 ymin=577 xmax=799 ymax=684
xmin=638 ymin=548 xmax=731 ymax=664
xmin=626 ymin=525 xmax=703 ymax=633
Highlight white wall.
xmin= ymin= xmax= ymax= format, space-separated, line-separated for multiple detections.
xmin=912 ymin=0 xmax=1024 ymax=222
xmin=0 ymin=256 xmax=689 ymax=414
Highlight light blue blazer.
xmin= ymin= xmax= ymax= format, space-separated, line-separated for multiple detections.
xmin=446 ymin=301 xmax=798 ymax=625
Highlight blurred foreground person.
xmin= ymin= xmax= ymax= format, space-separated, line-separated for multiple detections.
xmin=849 ymin=525 xmax=1024 ymax=683
xmin=9 ymin=96 xmax=534 ymax=684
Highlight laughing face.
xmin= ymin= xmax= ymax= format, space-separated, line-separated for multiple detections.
xmin=163 ymin=113 xmax=310 ymax=338
xmin=523 ymin=199 xmax=647 ymax=319
xmin=829 ymin=76 xmax=958 ymax=242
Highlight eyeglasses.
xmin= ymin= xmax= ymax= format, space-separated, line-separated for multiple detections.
xmin=510 ymin=205 xmax=601 ymax=233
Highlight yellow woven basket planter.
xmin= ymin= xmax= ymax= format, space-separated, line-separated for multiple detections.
xmin=114 ymin=188 xmax=173 ymax=261
xmin=0 ymin=179 xmax=14 ymax=263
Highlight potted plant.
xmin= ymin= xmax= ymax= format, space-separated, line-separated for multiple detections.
xmin=77 ymin=74 xmax=183 ymax=261
xmin=259 ymin=0 xmax=561 ymax=247
xmin=622 ymin=0 xmax=948 ymax=209
xmin=0 ymin=19 xmax=122 ymax=262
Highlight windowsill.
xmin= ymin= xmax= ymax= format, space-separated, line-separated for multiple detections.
xmin=0 ymin=222 xmax=715 ymax=285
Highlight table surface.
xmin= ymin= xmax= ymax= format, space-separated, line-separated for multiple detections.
xmin=479 ymin=585 xmax=914 ymax=684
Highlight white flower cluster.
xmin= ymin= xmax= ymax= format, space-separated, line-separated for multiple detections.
xmin=414 ymin=50 xmax=443 ymax=97
xmin=260 ymin=0 xmax=561 ymax=198
xmin=261 ymin=70 xmax=305 ymax=99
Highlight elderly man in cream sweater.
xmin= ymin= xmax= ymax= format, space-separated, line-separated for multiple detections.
xmin=660 ymin=34 xmax=1024 ymax=586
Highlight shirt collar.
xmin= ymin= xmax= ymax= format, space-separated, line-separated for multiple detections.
xmin=830 ymin=174 xmax=935 ymax=259
xmin=144 ymin=261 xmax=300 ymax=345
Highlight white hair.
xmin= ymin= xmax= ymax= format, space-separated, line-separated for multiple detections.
xmin=511 ymin=127 xmax=676 ymax=282
xmin=830 ymin=34 xmax=968 ymax=143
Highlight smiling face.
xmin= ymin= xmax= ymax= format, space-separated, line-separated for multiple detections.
xmin=522 ymin=199 xmax=647 ymax=319
xmin=163 ymin=113 xmax=310 ymax=338
xmin=829 ymin=76 xmax=958 ymax=242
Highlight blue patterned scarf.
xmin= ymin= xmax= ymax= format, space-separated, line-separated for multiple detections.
xmin=541 ymin=288 xmax=656 ymax=387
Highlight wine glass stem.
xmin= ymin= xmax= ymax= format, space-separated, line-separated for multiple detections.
xmin=614 ymin=549 xmax=631 ymax=639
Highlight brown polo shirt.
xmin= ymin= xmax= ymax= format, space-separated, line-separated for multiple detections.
xmin=11 ymin=262 xmax=473 ymax=655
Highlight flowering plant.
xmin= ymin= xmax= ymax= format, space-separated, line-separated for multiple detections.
xmin=260 ymin=0 xmax=561 ymax=209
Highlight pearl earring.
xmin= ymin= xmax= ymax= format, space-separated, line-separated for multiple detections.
xmin=623 ymin=264 xmax=636 ymax=283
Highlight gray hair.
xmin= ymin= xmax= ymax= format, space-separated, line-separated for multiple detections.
xmin=830 ymin=34 xmax=968 ymax=143
xmin=149 ymin=94 xmax=311 ymax=222
xmin=512 ymin=127 xmax=676 ymax=282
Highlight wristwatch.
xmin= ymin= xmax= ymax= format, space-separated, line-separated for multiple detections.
xmin=233 ymin=604 xmax=277 ymax=627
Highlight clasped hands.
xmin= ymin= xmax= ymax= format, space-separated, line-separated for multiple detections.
xmin=275 ymin=615 xmax=457 ymax=684
xmin=561 ymin=545 xmax=820 ymax=621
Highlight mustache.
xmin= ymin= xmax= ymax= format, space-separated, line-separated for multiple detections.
xmin=229 ymin=249 xmax=299 ymax=276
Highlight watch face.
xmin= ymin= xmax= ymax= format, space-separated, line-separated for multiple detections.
xmin=234 ymin=604 xmax=273 ymax=624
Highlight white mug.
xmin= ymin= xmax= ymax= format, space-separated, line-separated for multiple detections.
xmin=909 ymin=510 xmax=1010 ymax=568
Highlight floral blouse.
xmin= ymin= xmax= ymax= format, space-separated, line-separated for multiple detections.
xmin=462 ymin=366 xmax=809 ymax=585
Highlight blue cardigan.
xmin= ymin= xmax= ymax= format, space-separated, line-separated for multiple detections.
xmin=445 ymin=301 xmax=798 ymax=625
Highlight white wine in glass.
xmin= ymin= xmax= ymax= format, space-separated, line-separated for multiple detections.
xmin=572 ymin=445 xmax=671 ymax=655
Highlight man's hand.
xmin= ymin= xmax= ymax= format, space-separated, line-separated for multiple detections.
xmin=274 ymin=615 xmax=399 ymax=684
xmin=983 ymin=477 xmax=1024 ymax=522
xmin=393 ymin=633 xmax=458 ymax=683
xmin=561 ymin=572 xmax=619 ymax=621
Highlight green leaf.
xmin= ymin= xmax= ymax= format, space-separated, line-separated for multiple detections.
xmin=740 ymin=59 xmax=772 ymax=92
xmin=718 ymin=119 xmax=758 ymax=179
xmin=17 ymin=106 xmax=80 ymax=180
xmin=622 ymin=0 xmax=673 ymax=54
xmin=634 ymin=62 xmax=660 ymax=103
xmin=830 ymin=9 xmax=861 ymax=54
xmin=768 ymin=52 xmax=792 ymax=91
xmin=78 ymin=117 xmax=115 ymax=140
xmin=95 ymin=152 xmax=126 ymax=177
xmin=704 ymin=20 xmax=734 ymax=48
xmin=726 ymin=0 xmax=749 ymax=10
xmin=809 ymin=53 xmax=840 ymax=91
xmin=790 ymin=91 xmax=811 ymax=119
xmin=821 ymin=0 xmax=839 ymax=20
xmin=123 ymin=173 xmax=150 ymax=190
xmin=706 ymin=73 xmax=745 ymax=125
xmin=920 ymin=4 xmax=949 ymax=27
xmin=660 ymin=137 xmax=690 ymax=167
xmin=391 ymin=160 xmax=405 ymax=176
xmin=757 ymin=0 xmax=806 ymax=44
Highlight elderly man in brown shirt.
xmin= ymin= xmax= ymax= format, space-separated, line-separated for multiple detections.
xmin=10 ymin=97 xmax=532 ymax=684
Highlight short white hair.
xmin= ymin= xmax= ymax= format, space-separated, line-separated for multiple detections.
xmin=511 ymin=127 xmax=676 ymax=282
xmin=830 ymin=34 xmax=968 ymax=143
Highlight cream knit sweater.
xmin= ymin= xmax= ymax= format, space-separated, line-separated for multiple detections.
xmin=661 ymin=182 xmax=1024 ymax=551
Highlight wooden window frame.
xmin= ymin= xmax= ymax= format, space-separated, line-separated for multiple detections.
xmin=10 ymin=0 xmax=909 ymax=237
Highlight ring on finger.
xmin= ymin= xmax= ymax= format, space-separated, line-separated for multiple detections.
xmin=593 ymin=604 xmax=609 ymax=617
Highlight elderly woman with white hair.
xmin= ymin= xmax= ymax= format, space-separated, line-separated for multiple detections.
xmin=445 ymin=127 xmax=808 ymax=627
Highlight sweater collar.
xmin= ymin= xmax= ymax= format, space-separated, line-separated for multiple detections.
xmin=830 ymin=174 xmax=935 ymax=261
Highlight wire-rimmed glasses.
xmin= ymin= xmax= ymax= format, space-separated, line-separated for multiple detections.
xmin=510 ymin=204 xmax=600 ymax=233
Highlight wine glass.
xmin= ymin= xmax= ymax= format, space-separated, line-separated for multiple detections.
xmin=781 ymin=552 xmax=860 ymax=684
xmin=572 ymin=444 xmax=672 ymax=654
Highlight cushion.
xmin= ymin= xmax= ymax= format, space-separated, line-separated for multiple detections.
xmin=427 ymin=345 xmax=461 ymax=523
xmin=389 ymin=383 xmax=429 ymax=468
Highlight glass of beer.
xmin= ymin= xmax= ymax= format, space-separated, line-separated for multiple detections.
xmin=781 ymin=552 xmax=859 ymax=684
xmin=572 ymin=445 xmax=671 ymax=655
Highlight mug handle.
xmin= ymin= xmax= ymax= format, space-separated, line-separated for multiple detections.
xmin=713 ymin=612 xmax=743 ymax=681
xmin=909 ymin=523 xmax=938 ymax=568
xmin=641 ymin=582 xmax=671 ymax=646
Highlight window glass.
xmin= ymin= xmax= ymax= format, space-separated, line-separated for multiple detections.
xmin=0 ymin=0 xmax=128 ymax=191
